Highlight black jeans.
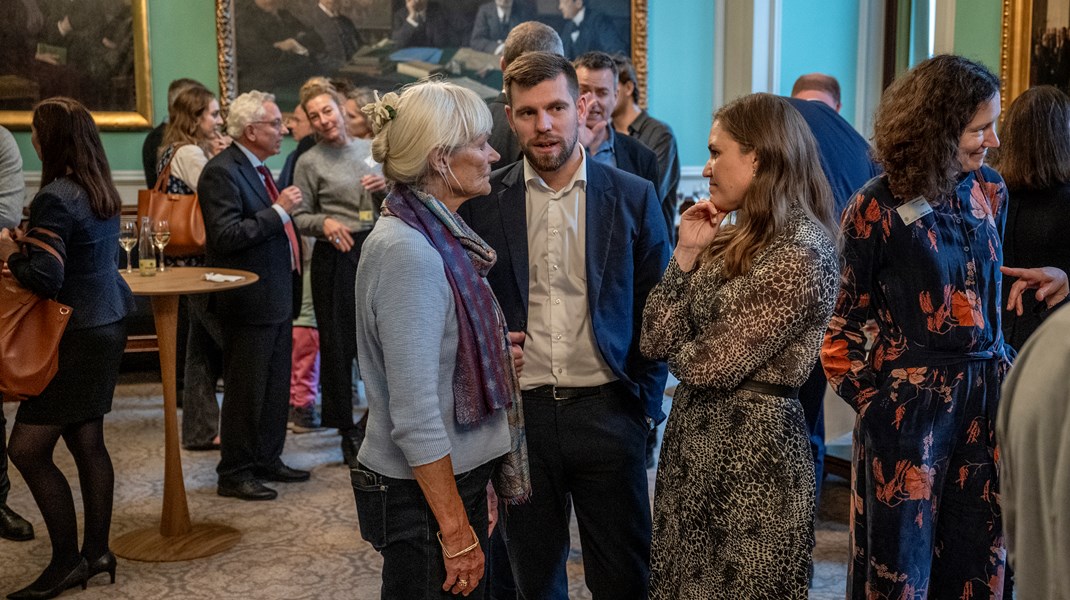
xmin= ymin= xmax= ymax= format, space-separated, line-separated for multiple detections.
xmin=506 ymin=385 xmax=652 ymax=600
xmin=352 ymin=461 xmax=494 ymax=599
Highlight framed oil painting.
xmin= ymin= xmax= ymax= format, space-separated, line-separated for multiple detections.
xmin=216 ymin=0 xmax=648 ymax=111
xmin=1001 ymin=0 xmax=1070 ymax=106
xmin=0 ymin=0 xmax=153 ymax=130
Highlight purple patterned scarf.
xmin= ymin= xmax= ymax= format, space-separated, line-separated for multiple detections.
xmin=381 ymin=184 xmax=530 ymax=502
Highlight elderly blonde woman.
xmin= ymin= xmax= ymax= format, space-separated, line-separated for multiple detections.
xmin=351 ymin=80 xmax=527 ymax=598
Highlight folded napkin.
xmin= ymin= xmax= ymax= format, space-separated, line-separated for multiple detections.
xmin=203 ymin=272 xmax=245 ymax=283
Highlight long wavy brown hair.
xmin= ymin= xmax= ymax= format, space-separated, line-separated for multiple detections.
xmin=32 ymin=97 xmax=121 ymax=219
xmin=701 ymin=93 xmax=837 ymax=277
xmin=161 ymin=84 xmax=216 ymax=157
xmin=873 ymin=54 xmax=999 ymax=201
xmin=989 ymin=85 xmax=1070 ymax=190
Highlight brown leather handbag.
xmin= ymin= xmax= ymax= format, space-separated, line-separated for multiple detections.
xmin=0 ymin=228 xmax=73 ymax=400
xmin=137 ymin=151 xmax=206 ymax=257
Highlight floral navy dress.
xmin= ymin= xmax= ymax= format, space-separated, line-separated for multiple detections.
xmin=821 ymin=167 xmax=1011 ymax=599
xmin=641 ymin=205 xmax=839 ymax=599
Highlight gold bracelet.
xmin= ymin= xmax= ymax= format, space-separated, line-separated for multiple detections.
xmin=437 ymin=525 xmax=479 ymax=559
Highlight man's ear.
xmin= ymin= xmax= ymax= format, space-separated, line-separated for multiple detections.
xmin=576 ymin=93 xmax=590 ymax=124
xmin=622 ymin=81 xmax=635 ymax=103
xmin=505 ymin=104 xmax=517 ymax=134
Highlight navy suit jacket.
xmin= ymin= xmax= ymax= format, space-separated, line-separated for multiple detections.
xmin=610 ymin=131 xmax=660 ymax=202
xmin=458 ymin=158 xmax=670 ymax=421
xmin=198 ymin=144 xmax=300 ymax=325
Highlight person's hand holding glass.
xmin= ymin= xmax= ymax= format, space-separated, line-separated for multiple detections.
xmin=151 ymin=219 xmax=170 ymax=271
xmin=119 ymin=218 xmax=137 ymax=273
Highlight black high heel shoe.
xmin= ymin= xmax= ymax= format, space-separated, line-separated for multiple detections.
xmin=7 ymin=557 xmax=88 ymax=600
xmin=84 ymin=551 xmax=116 ymax=585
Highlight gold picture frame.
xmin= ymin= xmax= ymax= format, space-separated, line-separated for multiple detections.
xmin=1000 ymin=0 xmax=1070 ymax=108
xmin=1000 ymin=0 xmax=1032 ymax=108
xmin=215 ymin=0 xmax=648 ymax=108
xmin=0 ymin=0 xmax=153 ymax=130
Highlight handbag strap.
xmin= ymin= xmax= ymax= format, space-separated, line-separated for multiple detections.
xmin=16 ymin=228 xmax=64 ymax=266
xmin=154 ymin=144 xmax=181 ymax=193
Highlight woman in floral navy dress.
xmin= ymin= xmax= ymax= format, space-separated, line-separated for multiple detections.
xmin=821 ymin=54 xmax=1069 ymax=599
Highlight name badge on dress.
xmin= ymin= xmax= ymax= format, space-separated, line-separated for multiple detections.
xmin=358 ymin=210 xmax=374 ymax=222
xmin=896 ymin=197 xmax=933 ymax=225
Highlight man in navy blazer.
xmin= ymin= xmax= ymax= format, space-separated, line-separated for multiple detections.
xmin=459 ymin=51 xmax=669 ymax=599
xmin=198 ymin=90 xmax=310 ymax=501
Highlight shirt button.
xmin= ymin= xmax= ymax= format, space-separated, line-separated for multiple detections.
xmin=964 ymin=246 xmax=970 ymax=252
xmin=551 ymin=264 xmax=558 ymax=271
xmin=557 ymin=368 xmax=563 ymax=374
xmin=555 ymin=334 xmax=562 ymax=340
xmin=551 ymin=229 xmax=559 ymax=236
xmin=554 ymin=298 xmax=561 ymax=305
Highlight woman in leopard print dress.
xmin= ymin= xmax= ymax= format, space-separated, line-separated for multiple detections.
xmin=641 ymin=93 xmax=839 ymax=599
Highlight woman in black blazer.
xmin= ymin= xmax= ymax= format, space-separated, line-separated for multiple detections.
xmin=0 ymin=97 xmax=135 ymax=599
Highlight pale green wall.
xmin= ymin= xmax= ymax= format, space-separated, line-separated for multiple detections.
xmin=779 ymin=0 xmax=861 ymax=126
xmin=10 ymin=0 xmax=1007 ymax=173
xmin=953 ymin=0 xmax=1003 ymax=71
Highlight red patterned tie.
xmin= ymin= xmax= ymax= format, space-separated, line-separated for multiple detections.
xmin=256 ymin=165 xmax=301 ymax=274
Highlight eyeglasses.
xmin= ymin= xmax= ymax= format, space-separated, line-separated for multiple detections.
xmin=250 ymin=119 xmax=284 ymax=130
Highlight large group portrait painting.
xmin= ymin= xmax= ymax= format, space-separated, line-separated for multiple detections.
xmin=0 ymin=0 xmax=152 ymax=129
xmin=220 ymin=0 xmax=639 ymax=109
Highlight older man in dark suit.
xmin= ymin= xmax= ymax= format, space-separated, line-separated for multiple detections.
xmin=459 ymin=51 xmax=669 ymax=600
xmin=198 ymin=90 xmax=309 ymax=501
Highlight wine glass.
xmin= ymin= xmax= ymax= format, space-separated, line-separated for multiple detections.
xmin=152 ymin=219 xmax=170 ymax=272
xmin=119 ymin=219 xmax=136 ymax=273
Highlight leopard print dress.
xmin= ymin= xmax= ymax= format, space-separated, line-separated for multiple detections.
xmin=640 ymin=205 xmax=839 ymax=599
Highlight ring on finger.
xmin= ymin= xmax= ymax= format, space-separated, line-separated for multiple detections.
xmin=458 ymin=579 xmax=468 ymax=589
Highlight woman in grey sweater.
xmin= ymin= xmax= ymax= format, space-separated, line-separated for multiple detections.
xmin=291 ymin=77 xmax=387 ymax=465
xmin=352 ymin=80 xmax=527 ymax=598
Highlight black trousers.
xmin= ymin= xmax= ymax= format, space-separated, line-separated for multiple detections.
xmin=216 ymin=320 xmax=292 ymax=483
xmin=506 ymin=386 xmax=652 ymax=600
xmin=310 ymin=234 xmax=368 ymax=431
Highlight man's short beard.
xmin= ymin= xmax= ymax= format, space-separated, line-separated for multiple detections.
xmin=522 ymin=128 xmax=578 ymax=173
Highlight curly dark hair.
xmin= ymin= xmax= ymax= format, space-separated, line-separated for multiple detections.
xmin=872 ymin=54 xmax=999 ymax=200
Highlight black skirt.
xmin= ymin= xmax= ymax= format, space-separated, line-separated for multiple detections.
xmin=16 ymin=319 xmax=127 ymax=426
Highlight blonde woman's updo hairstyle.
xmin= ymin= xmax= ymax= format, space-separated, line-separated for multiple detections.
xmin=703 ymin=93 xmax=836 ymax=277
xmin=365 ymin=79 xmax=493 ymax=187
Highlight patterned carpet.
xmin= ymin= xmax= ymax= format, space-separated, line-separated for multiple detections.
xmin=1 ymin=373 xmax=850 ymax=599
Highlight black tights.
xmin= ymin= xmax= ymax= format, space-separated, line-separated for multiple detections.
xmin=8 ymin=417 xmax=113 ymax=588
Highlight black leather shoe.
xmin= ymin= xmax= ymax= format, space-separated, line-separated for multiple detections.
xmin=256 ymin=464 xmax=310 ymax=483
xmin=7 ymin=557 xmax=87 ymax=599
xmin=217 ymin=479 xmax=277 ymax=501
xmin=84 ymin=551 xmax=116 ymax=584
xmin=0 ymin=504 xmax=34 ymax=542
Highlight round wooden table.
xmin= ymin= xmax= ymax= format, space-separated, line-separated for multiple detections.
xmin=112 ymin=267 xmax=257 ymax=562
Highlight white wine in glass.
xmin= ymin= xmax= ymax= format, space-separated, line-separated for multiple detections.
xmin=152 ymin=219 xmax=171 ymax=271
xmin=119 ymin=219 xmax=137 ymax=273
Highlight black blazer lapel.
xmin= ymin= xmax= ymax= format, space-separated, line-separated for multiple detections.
xmin=584 ymin=161 xmax=618 ymax=312
xmin=498 ymin=163 xmax=529 ymax=309
xmin=231 ymin=147 xmax=273 ymax=210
